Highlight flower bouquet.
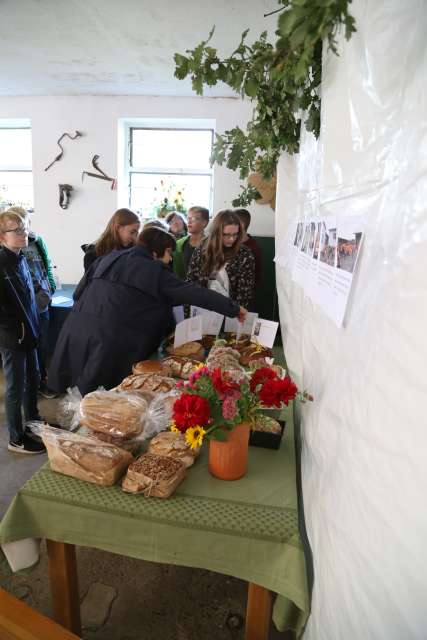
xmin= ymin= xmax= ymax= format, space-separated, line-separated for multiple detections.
xmin=170 ymin=365 xmax=312 ymax=479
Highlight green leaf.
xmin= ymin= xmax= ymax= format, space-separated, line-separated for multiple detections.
xmin=209 ymin=429 xmax=229 ymax=442
xmin=244 ymin=78 xmax=258 ymax=98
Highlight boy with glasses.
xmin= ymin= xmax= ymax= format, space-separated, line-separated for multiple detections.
xmin=173 ymin=206 xmax=209 ymax=279
xmin=0 ymin=211 xmax=46 ymax=454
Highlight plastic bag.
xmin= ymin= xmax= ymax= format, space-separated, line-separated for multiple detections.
xmin=27 ymin=422 xmax=133 ymax=486
xmin=144 ymin=390 xmax=181 ymax=438
xmin=56 ymin=386 xmax=83 ymax=431
xmin=80 ymin=389 xmax=148 ymax=440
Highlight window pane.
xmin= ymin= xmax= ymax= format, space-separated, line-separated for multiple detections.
xmin=131 ymin=129 xmax=212 ymax=170
xmin=0 ymin=172 xmax=34 ymax=209
xmin=130 ymin=173 xmax=211 ymax=217
xmin=0 ymin=129 xmax=32 ymax=169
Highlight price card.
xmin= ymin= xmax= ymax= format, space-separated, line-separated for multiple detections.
xmin=224 ymin=312 xmax=258 ymax=336
xmin=251 ymin=318 xmax=279 ymax=348
xmin=173 ymin=315 xmax=203 ymax=348
xmin=190 ymin=306 xmax=224 ymax=335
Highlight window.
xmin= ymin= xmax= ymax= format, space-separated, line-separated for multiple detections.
xmin=126 ymin=123 xmax=214 ymax=218
xmin=0 ymin=124 xmax=33 ymax=210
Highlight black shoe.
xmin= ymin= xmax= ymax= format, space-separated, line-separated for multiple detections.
xmin=8 ymin=436 xmax=46 ymax=455
xmin=39 ymin=383 xmax=58 ymax=399
xmin=25 ymin=426 xmax=43 ymax=443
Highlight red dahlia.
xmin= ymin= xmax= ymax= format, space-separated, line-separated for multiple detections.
xmin=259 ymin=377 xmax=298 ymax=407
xmin=172 ymin=393 xmax=211 ymax=432
xmin=250 ymin=367 xmax=278 ymax=393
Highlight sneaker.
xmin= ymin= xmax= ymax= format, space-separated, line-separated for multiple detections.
xmin=8 ymin=436 xmax=46 ymax=455
xmin=39 ymin=383 xmax=58 ymax=399
xmin=25 ymin=426 xmax=43 ymax=443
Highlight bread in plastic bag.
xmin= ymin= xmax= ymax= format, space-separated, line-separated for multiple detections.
xmin=121 ymin=453 xmax=186 ymax=498
xmin=80 ymin=389 xmax=148 ymax=440
xmin=28 ymin=423 xmax=133 ymax=486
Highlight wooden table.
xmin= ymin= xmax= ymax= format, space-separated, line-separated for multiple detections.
xmin=0 ymin=417 xmax=308 ymax=638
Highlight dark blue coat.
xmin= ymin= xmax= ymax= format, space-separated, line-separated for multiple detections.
xmin=0 ymin=246 xmax=40 ymax=350
xmin=48 ymin=245 xmax=239 ymax=395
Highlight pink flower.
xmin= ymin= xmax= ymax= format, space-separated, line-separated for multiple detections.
xmin=188 ymin=366 xmax=209 ymax=386
xmin=222 ymin=396 xmax=238 ymax=420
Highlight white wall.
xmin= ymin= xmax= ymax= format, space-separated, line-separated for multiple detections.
xmin=275 ymin=1 xmax=427 ymax=638
xmin=0 ymin=95 xmax=274 ymax=283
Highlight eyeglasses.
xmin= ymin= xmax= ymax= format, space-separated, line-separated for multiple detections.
xmin=222 ymin=232 xmax=239 ymax=239
xmin=4 ymin=227 xmax=28 ymax=236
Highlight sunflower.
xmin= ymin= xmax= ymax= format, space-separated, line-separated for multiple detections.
xmin=185 ymin=425 xmax=206 ymax=450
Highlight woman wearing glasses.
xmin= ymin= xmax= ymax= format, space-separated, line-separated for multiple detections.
xmin=186 ymin=209 xmax=255 ymax=309
xmin=0 ymin=211 xmax=46 ymax=454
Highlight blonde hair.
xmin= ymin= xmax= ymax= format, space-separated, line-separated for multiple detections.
xmin=0 ymin=211 xmax=25 ymax=233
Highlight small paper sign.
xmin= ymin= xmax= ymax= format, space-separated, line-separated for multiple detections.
xmin=251 ymin=318 xmax=279 ymax=349
xmin=190 ymin=306 xmax=224 ymax=335
xmin=224 ymin=312 xmax=258 ymax=336
xmin=173 ymin=315 xmax=203 ymax=349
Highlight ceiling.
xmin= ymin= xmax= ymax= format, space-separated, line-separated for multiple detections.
xmin=1 ymin=0 xmax=279 ymax=97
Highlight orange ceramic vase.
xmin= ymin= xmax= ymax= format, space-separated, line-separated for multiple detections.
xmin=208 ymin=422 xmax=251 ymax=481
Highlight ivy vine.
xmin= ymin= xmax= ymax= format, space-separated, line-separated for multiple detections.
xmin=174 ymin=0 xmax=356 ymax=206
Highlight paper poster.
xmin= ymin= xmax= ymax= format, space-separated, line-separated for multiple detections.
xmin=173 ymin=315 xmax=203 ymax=348
xmin=224 ymin=312 xmax=258 ymax=336
xmin=291 ymin=214 xmax=365 ymax=327
xmin=251 ymin=318 xmax=279 ymax=348
xmin=190 ymin=306 xmax=224 ymax=335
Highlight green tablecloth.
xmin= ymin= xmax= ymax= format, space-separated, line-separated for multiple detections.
xmin=0 ymin=410 xmax=309 ymax=635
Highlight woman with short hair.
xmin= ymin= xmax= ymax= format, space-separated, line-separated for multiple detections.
xmin=81 ymin=208 xmax=140 ymax=271
xmin=49 ymin=227 xmax=246 ymax=395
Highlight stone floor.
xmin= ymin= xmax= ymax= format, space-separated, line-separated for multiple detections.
xmin=0 ymin=375 xmax=293 ymax=639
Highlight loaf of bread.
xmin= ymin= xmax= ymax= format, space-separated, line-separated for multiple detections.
xmin=122 ymin=453 xmax=186 ymax=498
xmin=118 ymin=373 xmax=177 ymax=395
xmin=166 ymin=341 xmax=204 ymax=360
xmin=147 ymin=431 xmax=199 ymax=467
xmin=239 ymin=344 xmax=273 ymax=366
xmin=41 ymin=426 xmax=133 ymax=486
xmin=206 ymin=345 xmax=244 ymax=372
xmin=160 ymin=356 xmax=201 ymax=380
xmin=253 ymin=415 xmax=282 ymax=434
xmin=80 ymin=390 xmax=148 ymax=440
xmin=132 ymin=360 xmax=164 ymax=375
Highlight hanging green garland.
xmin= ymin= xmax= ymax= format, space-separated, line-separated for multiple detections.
xmin=174 ymin=0 xmax=356 ymax=206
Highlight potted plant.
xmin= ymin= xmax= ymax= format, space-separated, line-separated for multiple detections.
xmin=170 ymin=366 xmax=312 ymax=480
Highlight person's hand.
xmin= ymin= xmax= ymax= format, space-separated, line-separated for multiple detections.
xmin=237 ymin=306 xmax=247 ymax=323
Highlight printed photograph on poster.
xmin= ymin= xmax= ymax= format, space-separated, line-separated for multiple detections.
xmin=312 ymin=222 xmax=322 ymax=260
xmin=251 ymin=318 xmax=279 ymax=348
xmin=319 ymin=223 xmax=337 ymax=267
xmin=174 ymin=315 xmax=203 ymax=348
xmin=301 ymin=223 xmax=311 ymax=254
xmin=293 ymin=222 xmax=304 ymax=247
xmin=337 ymin=231 xmax=363 ymax=273
xmin=308 ymin=222 xmax=317 ymax=254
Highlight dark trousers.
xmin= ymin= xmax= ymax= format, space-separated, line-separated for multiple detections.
xmin=37 ymin=308 xmax=50 ymax=381
xmin=0 ymin=348 xmax=40 ymax=443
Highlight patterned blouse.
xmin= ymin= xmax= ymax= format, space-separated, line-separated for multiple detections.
xmin=186 ymin=242 xmax=256 ymax=309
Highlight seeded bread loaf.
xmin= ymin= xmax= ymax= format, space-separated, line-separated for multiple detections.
xmin=122 ymin=453 xmax=186 ymax=498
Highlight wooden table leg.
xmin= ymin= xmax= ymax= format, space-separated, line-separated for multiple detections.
xmin=46 ymin=540 xmax=82 ymax=636
xmin=245 ymin=582 xmax=272 ymax=640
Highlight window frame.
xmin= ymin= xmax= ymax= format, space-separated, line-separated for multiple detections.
xmin=123 ymin=119 xmax=215 ymax=217
xmin=0 ymin=123 xmax=33 ymax=209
